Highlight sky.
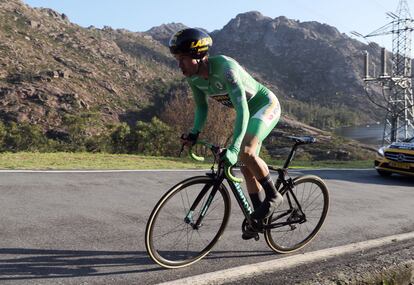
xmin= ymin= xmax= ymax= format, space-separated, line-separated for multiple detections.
xmin=22 ymin=0 xmax=414 ymax=51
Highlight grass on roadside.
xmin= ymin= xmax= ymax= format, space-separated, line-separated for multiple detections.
xmin=0 ymin=152 xmax=373 ymax=170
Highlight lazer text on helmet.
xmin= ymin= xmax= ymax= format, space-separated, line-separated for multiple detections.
xmin=190 ymin=38 xmax=212 ymax=48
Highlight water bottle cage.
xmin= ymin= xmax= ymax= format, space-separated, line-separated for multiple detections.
xmin=286 ymin=178 xmax=294 ymax=189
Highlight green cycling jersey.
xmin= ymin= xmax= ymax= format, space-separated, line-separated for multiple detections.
xmin=187 ymin=55 xmax=279 ymax=159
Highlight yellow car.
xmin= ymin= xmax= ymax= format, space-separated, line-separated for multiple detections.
xmin=374 ymin=137 xmax=414 ymax=177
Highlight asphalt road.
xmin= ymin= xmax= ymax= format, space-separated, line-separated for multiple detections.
xmin=0 ymin=169 xmax=413 ymax=284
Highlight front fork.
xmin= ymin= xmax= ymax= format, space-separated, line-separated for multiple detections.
xmin=184 ymin=175 xmax=225 ymax=230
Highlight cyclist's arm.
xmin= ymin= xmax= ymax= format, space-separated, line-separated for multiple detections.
xmin=223 ymin=68 xmax=249 ymax=153
xmin=188 ymin=82 xmax=208 ymax=134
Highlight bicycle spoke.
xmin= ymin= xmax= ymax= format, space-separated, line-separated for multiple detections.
xmin=202 ymin=217 xmax=224 ymax=222
xmin=186 ymin=228 xmax=195 ymax=257
xmin=303 ymin=192 xmax=323 ymax=210
xmin=162 ymin=209 xmax=186 ymax=221
xmin=166 ymin=224 xmax=188 ymax=250
xmin=305 ymin=215 xmax=323 ymax=219
xmin=203 ymin=201 xmax=221 ymax=219
xmin=152 ymin=223 xmax=187 ymax=239
xmin=305 ymin=204 xmax=323 ymax=213
xmin=180 ymin=191 xmax=189 ymax=217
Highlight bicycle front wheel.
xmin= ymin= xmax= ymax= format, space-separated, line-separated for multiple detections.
xmin=145 ymin=176 xmax=231 ymax=268
xmin=265 ymin=175 xmax=329 ymax=253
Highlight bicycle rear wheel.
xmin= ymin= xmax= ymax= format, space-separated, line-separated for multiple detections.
xmin=264 ymin=175 xmax=329 ymax=253
xmin=145 ymin=176 xmax=231 ymax=268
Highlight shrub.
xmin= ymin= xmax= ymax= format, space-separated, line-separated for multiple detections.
xmin=134 ymin=117 xmax=180 ymax=156
xmin=110 ymin=123 xmax=132 ymax=153
xmin=3 ymin=122 xmax=47 ymax=151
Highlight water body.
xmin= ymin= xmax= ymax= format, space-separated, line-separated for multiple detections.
xmin=334 ymin=124 xmax=414 ymax=146
xmin=334 ymin=124 xmax=384 ymax=146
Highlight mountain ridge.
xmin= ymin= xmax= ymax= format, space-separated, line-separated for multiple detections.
xmin=0 ymin=0 xmax=377 ymax=159
xmin=147 ymin=12 xmax=384 ymax=125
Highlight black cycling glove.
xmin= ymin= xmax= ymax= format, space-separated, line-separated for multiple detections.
xmin=181 ymin=131 xmax=200 ymax=146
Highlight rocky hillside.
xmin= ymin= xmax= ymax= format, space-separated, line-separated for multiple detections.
xmin=0 ymin=0 xmax=184 ymax=135
xmin=0 ymin=0 xmax=377 ymax=159
xmin=146 ymin=23 xmax=187 ymax=46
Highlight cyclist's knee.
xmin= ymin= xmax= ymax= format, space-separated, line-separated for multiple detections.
xmin=240 ymin=165 xmax=251 ymax=175
xmin=240 ymin=148 xmax=257 ymax=163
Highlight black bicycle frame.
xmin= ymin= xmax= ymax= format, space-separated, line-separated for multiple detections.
xmin=184 ymin=171 xmax=226 ymax=230
xmin=184 ymin=142 xmax=307 ymax=231
xmin=183 ymin=161 xmax=255 ymax=229
xmin=226 ymin=177 xmax=254 ymax=217
xmin=227 ymin=174 xmax=307 ymax=230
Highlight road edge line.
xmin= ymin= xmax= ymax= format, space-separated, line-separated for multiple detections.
xmin=0 ymin=169 xmax=209 ymax=173
xmin=158 ymin=231 xmax=414 ymax=285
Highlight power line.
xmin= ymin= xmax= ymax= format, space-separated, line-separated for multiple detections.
xmin=363 ymin=0 xmax=414 ymax=143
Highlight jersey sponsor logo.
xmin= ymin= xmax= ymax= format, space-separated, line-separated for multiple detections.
xmin=214 ymin=81 xmax=224 ymax=90
xmin=210 ymin=94 xmax=233 ymax=108
xmin=252 ymin=98 xmax=281 ymax=127
xmin=224 ymin=68 xmax=238 ymax=86
xmin=267 ymin=113 xmax=275 ymax=121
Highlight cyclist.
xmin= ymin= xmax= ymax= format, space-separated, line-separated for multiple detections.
xmin=169 ymin=28 xmax=283 ymax=239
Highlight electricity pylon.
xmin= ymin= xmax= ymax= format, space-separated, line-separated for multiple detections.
xmin=358 ymin=0 xmax=414 ymax=144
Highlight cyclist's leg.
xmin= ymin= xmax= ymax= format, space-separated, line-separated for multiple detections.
xmin=240 ymin=137 xmax=269 ymax=240
xmin=240 ymin=164 xmax=264 ymax=209
xmin=239 ymin=144 xmax=267 ymax=225
xmin=240 ymin=134 xmax=268 ymax=182
xmin=240 ymin=92 xmax=282 ymax=220
xmin=240 ymin=91 xmax=280 ymax=180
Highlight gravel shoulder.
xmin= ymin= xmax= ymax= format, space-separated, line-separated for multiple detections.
xmin=223 ymin=238 xmax=414 ymax=285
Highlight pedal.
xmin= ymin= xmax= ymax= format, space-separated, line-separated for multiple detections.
xmin=241 ymin=218 xmax=261 ymax=241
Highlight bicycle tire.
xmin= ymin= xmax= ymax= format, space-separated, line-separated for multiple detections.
xmin=264 ymin=175 xmax=329 ymax=253
xmin=145 ymin=176 xmax=231 ymax=268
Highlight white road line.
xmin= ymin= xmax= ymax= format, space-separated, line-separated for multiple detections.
xmin=158 ymin=231 xmax=414 ymax=285
xmin=0 ymin=169 xmax=210 ymax=173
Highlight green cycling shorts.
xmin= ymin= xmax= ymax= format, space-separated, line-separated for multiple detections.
xmin=246 ymin=91 xmax=281 ymax=154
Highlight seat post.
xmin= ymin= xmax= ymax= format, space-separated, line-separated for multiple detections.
xmin=283 ymin=143 xmax=300 ymax=169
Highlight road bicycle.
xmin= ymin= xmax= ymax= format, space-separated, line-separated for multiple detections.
xmin=145 ymin=135 xmax=329 ymax=269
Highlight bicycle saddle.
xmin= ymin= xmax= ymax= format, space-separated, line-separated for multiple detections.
xmin=286 ymin=136 xmax=316 ymax=144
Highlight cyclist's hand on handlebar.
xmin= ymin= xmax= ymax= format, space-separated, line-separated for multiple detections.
xmin=220 ymin=146 xmax=239 ymax=166
xmin=181 ymin=132 xmax=199 ymax=147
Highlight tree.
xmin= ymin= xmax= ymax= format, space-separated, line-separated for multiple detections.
xmin=110 ymin=123 xmax=131 ymax=153
xmin=0 ymin=121 xmax=6 ymax=151
xmin=62 ymin=112 xmax=102 ymax=151
xmin=160 ymin=94 xmax=235 ymax=148
xmin=134 ymin=117 xmax=180 ymax=156
xmin=3 ymin=122 xmax=47 ymax=151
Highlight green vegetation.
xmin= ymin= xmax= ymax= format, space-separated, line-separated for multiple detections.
xmin=0 ymin=152 xmax=208 ymax=170
xmin=0 ymin=152 xmax=372 ymax=170
xmin=284 ymin=100 xmax=361 ymax=129
xmin=0 ymin=101 xmax=374 ymax=167
xmin=0 ymin=115 xmax=180 ymax=155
